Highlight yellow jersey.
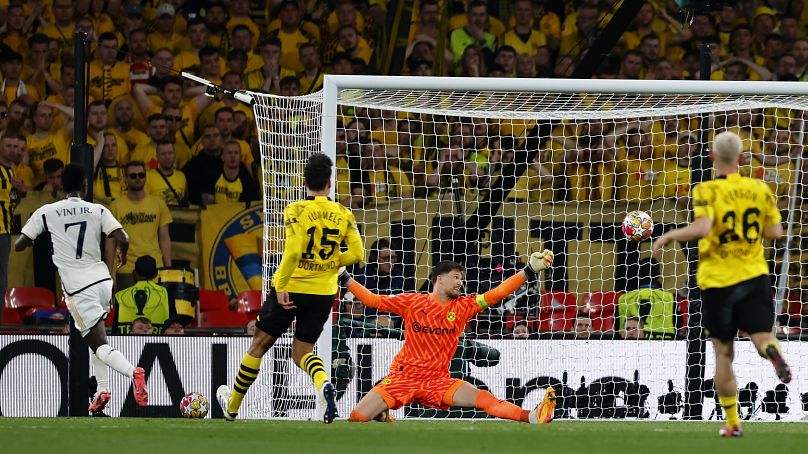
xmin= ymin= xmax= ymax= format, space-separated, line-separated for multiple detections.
xmin=272 ymin=196 xmax=364 ymax=295
xmin=145 ymin=169 xmax=187 ymax=206
xmin=0 ymin=164 xmax=17 ymax=234
xmin=27 ymin=130 xmax=71 ymax=185
xmin=93 ymin=165 xmax=125 ymax=200
xmin=213 ymin=173 xmax=244 ymax=204
xmin=692 ymin=173 xmax=781 ymax=290
xmin=501 ymin=29 xmax=547 ymax=56
xmin=89 ymin=60 xmax=130 ymax=102
xmin=109 ymin=194 xmax=173 ymax=274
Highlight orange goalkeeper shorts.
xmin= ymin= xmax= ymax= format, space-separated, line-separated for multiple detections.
xmin=372 ymin=369 xmax=464 ymax=410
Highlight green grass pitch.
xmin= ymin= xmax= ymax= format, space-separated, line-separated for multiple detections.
xmin=2 ymin=418 xmax=806 ymax=453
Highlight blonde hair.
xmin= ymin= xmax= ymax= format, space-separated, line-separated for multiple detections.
xmin=713 ymin=131 xmax=742 ymax=165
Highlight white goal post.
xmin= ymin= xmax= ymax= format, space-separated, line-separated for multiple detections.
xmin=250 ymin=76 xmax=807 ymax=421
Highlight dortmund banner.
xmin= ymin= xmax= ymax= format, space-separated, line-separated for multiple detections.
xmin=200 ymin=202 xmax=264 ymax=303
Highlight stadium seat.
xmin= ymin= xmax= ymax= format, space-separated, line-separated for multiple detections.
xmin=1 ymin=307 xmax=22 ymax=325
xmin=678 ymin=298 xmax=689 ymax=328
xmin=5 ymin=287 xmax=56 ymax=318
xmin=582 ymin=291 xmax=622 ymax=332
xmin=199 ymin=290 xmax=230 ymax=312
xmin=538 ymin=292 xmax=578 ymax=331
xmin=236 ymin=290 xmax=263 ymax=317
xmin=198 ymin=310 xmax=248 ymax=328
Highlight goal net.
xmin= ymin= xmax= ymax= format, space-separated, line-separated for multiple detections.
xmin=252 ymin=77 xmax=808 ymax=421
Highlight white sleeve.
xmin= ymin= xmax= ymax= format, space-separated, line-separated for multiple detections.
xmin=100 ymin=206 xmax=123 ymax=235
xmin=21 ymin=208 xmax=46 ymax=240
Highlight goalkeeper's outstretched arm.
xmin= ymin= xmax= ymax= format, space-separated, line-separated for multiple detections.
xmin=340 ymin=270 xmax=384 ymax=309
xmin=478 ymin=249 xmax=553 ymax=309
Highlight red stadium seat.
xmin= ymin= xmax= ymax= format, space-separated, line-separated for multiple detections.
xmin=1 ymin=307 xmax=22 ymax=325
xmin=198 ymin=310 xmax=248 ymax=328
xmin=538 ymin=292 xmax=578 ymax=331
xmin=678 ymin=298 xmax=689 ymax=328
xmin=582 ymin=291 xmax=622 ymax=332
xmin=237 ymin=291 xmax=263 ymax=317
xmin=199 ymin=290 xmax=230 ymax=312
xmin=5 ymin=287 xmax=56 ymax=318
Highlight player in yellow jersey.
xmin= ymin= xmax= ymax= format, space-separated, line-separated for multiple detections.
xmin=652 ymin=131 xmax=791 ymax=438
xmin=217 ymin=153 xmax=365 ymax=423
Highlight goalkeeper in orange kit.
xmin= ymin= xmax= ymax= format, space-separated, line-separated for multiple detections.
xmin=338 ymin=250 xmax=556 ymax=424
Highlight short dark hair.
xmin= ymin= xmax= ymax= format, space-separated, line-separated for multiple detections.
xmin=162 ymin=75 xmax=184 ymax=89
xmin=232 ymin=24 xmax=252 ymax=36
xmin=187 ymin=17 xmax=207 ymax=29
xmin=214 ymin=106 xmax=235 ymax=119
xmin=98 ymin=32 xmax=118 ymax=44
xmin=260 ymin=36 xmax=282 ymax=50
xmin=61 ymin=164 xmax=85 ymax=192
xmin=125 ymin=160 xmax=146 ymax=173
xmin=431 ymin=260 xmax=464 ymax=283
xmin=43 ymin=158 xmax=65 ymax=175
xmin=147 ymin=113 xmax=166 ymax=124
xmin=304 ymin=152 xmax=332 ymax=191
xmin=199 ymin=46 xmax=220 ymax=60
xmin=279 ymin=76 xmax=299 ymax=90
xmin=28 ymin=33 xmax=50 ymax=48
xmin=88 ymin=100 xmax=106 ymax=110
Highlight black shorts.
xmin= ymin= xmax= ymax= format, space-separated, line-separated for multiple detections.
xmin=255 ymin=289 xmax=335 ymax=343
xmin=701 ymin=275 xmax=774 ymax=341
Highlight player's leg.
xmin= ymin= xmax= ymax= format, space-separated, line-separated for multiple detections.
xmin=749 ymin=332 xmax=791 ymax=383
xmin=449 ymin=380 xmax=556 ymax=424
xmin=711 ymin=338 xmax=742 ymax=437
xmin=289 ymin=292 xmax=339 ymax=423
xmin=219 ymin=288 xmax=289 ymax=420
xmin=349 ymin=389 xmax=390 ymax=422
xmin=738 ymin=275 xmax=791 ymax=383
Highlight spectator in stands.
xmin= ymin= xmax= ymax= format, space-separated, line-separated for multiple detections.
xmin=162 ymin=105 xmax=193 ymax=167
xmin=370 ymin=314 xmax=396 ymax=337
xmin=199 ymin=46 xmax=224 ymax=85
xmin=27 ymin=101 xmax=70 ymax=186
xmin=114 ymin=255 xmax=171 ymax=335
xmin=791 ymin=39 xmax=807 ymax=81
xmin=230 ymin=25 xmax=261 ymax=73
xmin=763 ymin=34 xmax=786 ymax=74
xmin=493 ymin=46 xmax=517 ymax=77
xmin=112 ymin=98 xmax=148 ymax=157
xmin=621 ymin=317 xmax=645 ymax=340
xmin=92 ymin=131 xmax=125 ymax=201
xmin=426 ymin=145 xmax=469 ymax=193
xmin=163 ymin=317 xmax=186 ymax=335
xmin=638 ymin=33 xmax=663 ymax=66
xmin=745 ymin=128 xmax=798 ymax=209
xmin=2 ymin=51 xmax=38 ymax=103
xmin=36 ymin=158 xmax=64 ymax=193
xmin=247 ymin=37 xmax=293 ymax=93
xmin=408 ymin=0 xmax=441 ymax=47
xmin=553 ymin=55 xmax=576 ymax=78
xmin=25 ymin=33 xmax=58 ymax=98
xmin=174 ymin=18 xmax=210 ymax=72
xmin=212 ymin=140 xmax=258 ymax=204
xmin=183 ymin=125 xmax=224 ymax=206
xmin=130 ymin=317 xmax=154 ymax=335
xmin=337 ymin=25 xmax=372 ymax=66
xmin=356 ymin=238 xmax=406 ymax=296
xmin=617 ymin=121 xmax=664 ymax=202
xmin=618 ymin=257 xmax=677 ymax=339
xmin=89 ymin=33 xmax=129 ymax=102
xmin=779 ymin=16 xmax=800 ymax=50
xmin=205 ymin=2 xmax=229 ymax=49
xmin=131 ymin=114 xmax=169 ymax=169
xmin=271 ymin=0 xmax=314 ymax=73
xmin=331 ymin=52 xmax=354 ymax=75
xmin=352 ymin=139 xmax=413 ymax=206
xmin=458 ymin=46 xmax=487 ymax=77
xmin=776 ymin=54 xmax=799 ymax=80
xmin=11 ymin=135 xmax=33 ymax=192
xmin=516 ymin=53 xmax=537 ymax=78
xmin=127 ymin=29 xmax=152 ymax=88
xmin=41 ymin=0 xmax=76 ymax=51
xmin=662 ymin=131 xmax=696 ymax=209
xmin=618 ymin=50 xmax=645 ymax=79
xmin=7 ymin=99 xmax=28 ymax=133
xmin=279 ymin=76 xmax=300 ymax=97
xmin=194 ymin=107 xmax=253 ymax=170
xmin=340 ymin=296 xmax=369 ymax=337
xmin=110 ymin=161 xmax=173 ymax=290
xmin=298 ymin=43 xmax=324 ymax=94
xmin=228 ymin=0 xmax=261 ymax=48
xmin=512 ymin=322 xmax=530 ymax=339
xmin=450 ymin=1 xmax=497 ymax=72
xmin=752 ymin=7 xmax=777 ymax=50
xmin=573 ymin=313 xmax=592 ymax=340
xmin=503 ymin=0 xmax=547 ymax=60
xmin=0 ymin=134 xmax=21 ymax=313
xmin=559 ymin=4 xmax=598 ymax=58
xmin=146 ymin=141 xmax=188 ymax=207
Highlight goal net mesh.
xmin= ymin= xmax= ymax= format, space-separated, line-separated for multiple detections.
xmin=252 ymin=84 xmax=808 ymax=421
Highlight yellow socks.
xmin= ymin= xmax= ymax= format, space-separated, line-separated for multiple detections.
xmin=229 ymin=354 xmax=262 ymax=414
xmin=300 ymin=352 xmax=328 ymax=390
xmin=760 ymin=339 xmax=782 ymax=358
xmin=719 ymin=395 xmax=739 ymax=427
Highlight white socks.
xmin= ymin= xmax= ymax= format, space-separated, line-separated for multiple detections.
xmin=91 ymin=351 xmax=110 ymax=390
xmin=95 ymin=344 xmax=135 ymax=378
xmin=528 ymin=407 xmax=538 ymax=424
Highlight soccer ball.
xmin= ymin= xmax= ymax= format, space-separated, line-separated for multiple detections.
xmin=622 ymin=210 xmax=654 ymax=241
xmin=179 ymin=392 xmax=209 ymax=419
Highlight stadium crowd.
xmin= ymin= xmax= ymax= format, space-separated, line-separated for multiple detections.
xmin=0 ymin=0 xmax=806 ymax=337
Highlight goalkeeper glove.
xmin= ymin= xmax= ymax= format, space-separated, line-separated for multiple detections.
xmin=338 ymin=266 xmax=352 ymax=287
xmin=523 ymin=249 xmax=554 ymax=279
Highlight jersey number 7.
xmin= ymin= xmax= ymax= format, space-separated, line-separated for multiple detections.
xmin=64 ymin=221 xmax=88 ymax=259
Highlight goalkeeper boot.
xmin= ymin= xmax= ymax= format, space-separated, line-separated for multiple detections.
xmin=88 ymin=388 xmax=111 ymax=414
xmin=719 ymin=423 xmax=743 ymax=437
xmin=217 ymin=385 xmax=237 ymax=421
xmin=320 ymin=381 xmax=338 ymax=424
xmin=373 ymin=409 xmax=395 ymax=423
xmin=765 ymin=344 xmax=792 ymax=384
xmin=530 ymin=386 xmax=556 ymax=424
xmin=132 ymin=367 xmax=148 ymax=407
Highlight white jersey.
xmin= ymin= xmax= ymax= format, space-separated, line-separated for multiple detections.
xmin=22 ymin=197 xmax=123 ymax=295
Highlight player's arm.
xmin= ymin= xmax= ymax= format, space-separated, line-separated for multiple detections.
xmin=479 ymin=249 xmax=553 ymax=309
xmin=339 ymin=267 xmax=405 ymax=313
xmin=651 ymin=216 xmax=712 ymax=255
xmin=14 ymin=234 xmax=34 ymax=251
xmin=338 ymin=215 xmax=365 ymax=267
xmin=273 ymin=208 xmax=304 ymax=292
xmin=15 ymin=209 xmax=45 ymax=251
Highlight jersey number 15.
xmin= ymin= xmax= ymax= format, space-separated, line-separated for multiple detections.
xmin=302 ymin=226 xmax=339 ymax=260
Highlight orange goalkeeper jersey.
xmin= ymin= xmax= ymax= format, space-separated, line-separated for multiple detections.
xmin=348 ymin=272 xmax=527 ymax=374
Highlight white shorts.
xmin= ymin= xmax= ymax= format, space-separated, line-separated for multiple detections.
xmin=64 ymin=280 xmax=113 ymax=337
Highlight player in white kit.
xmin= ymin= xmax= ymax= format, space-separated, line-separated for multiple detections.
xmin=15 ymin=164 xmax=149 ymax=414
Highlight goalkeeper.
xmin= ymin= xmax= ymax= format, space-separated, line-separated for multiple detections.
xmin=339 ymin=251 xmax=556 ymax=424
xmin=217 ymin=153 xmax=364 ymax=423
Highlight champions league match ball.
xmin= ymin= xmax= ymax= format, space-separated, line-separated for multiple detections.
xmin=622 ymin=210 xmax=654 ymax=241
xmin=179 ymin=392 xmax=210 ymax=419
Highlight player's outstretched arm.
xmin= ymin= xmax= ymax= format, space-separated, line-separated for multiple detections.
xmin=339 ymin=219 xmax=365 ymax=267
xmin=480 ymin=249 xmax=554 ymax=308
xmin=651 ymin=216 xmax=712 ymax=256
xmin=13 ymin=234 xmax=33 ymax=252
xmin=339 ymin=267 xmax=383 ymax=309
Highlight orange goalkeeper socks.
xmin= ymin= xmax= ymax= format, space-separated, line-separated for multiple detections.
xmin=476 ymin=390 xmax=530 ymax=422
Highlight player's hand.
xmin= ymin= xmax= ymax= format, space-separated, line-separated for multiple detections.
xmin=338 ymin=266 xmax=352 ymax=287
xmin=276 ymin=291 xmax=296 ymax=310
xmin=116 ymin=249 xmax=127 ymax=268
xmin=525 ymin=249 xmax=553 ymax=277
xmin=651 ymin=234 xmax=671 ymax=257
